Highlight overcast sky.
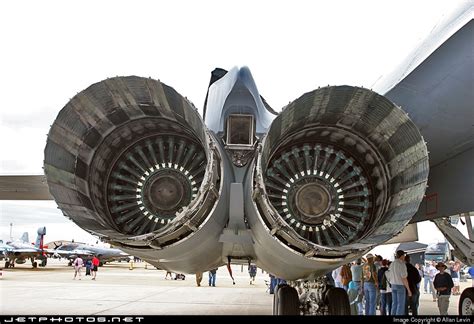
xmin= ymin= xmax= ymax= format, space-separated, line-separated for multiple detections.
xmin=0 ymin=0 xmax=470 ymax=246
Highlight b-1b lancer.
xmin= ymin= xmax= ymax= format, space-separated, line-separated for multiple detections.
xmin=0 ymin=4 xmax=472 ymax=315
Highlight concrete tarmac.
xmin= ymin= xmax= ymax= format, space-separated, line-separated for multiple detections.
xmin=0 ymin=259 xmax=470 ymax=315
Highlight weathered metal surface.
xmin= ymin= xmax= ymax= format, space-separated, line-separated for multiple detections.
xmin=0 ymin=175 xmax=52 ymax=200
xmin=43 ymin=70 xmax=429 ymax=280
xmin=44 ymin=76 xmax=226 ymax=273
xmin=248 ymin=86 xmax=428 ymax=278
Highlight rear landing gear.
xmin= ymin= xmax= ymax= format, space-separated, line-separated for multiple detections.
xmin=326 ymin=287 xmax=350 ymax=315
xmin=272 ymin=277 xmax=351 ymax=315
xmin=274 ymin=285 xmax=300 ymax=315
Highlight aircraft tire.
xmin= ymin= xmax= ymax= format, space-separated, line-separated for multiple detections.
xmin=276 ymin=285 xmax=299 ymax=315
xmin=272 ymin=283 xmax=285 ymax=314
xmin=326 ymin=287 xmax=350 ymax=315
xmin=40 ymin=259 xmax=47 ymax=267
xmin=32 ymin=261 xmax=38 ymax=268
xmin=459 ymin=287 xmax=474 ymax=315
xmin=5 ymin=261 xmax=10 ymax=268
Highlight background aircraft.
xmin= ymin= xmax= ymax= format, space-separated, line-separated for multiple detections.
xmin=0 ymin=240 xmax=13 ymax=261
xmin=1 ymin=227 xmax=48 ymax=268
xmin=0 ymin=4 xmax=472 ymax=316
xmin=48 ymin=241 xmax=130 ymax=265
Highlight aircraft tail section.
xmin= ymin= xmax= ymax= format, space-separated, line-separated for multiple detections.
xmin=35 ymin=227 xmax=46 ymax=249
xmin=20 ymin=232 xmax=29 ymax=243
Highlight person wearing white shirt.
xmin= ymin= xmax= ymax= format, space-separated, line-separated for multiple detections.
xmin=386 ymin=250 xmax=412 ymax=315
xmin=332 ymin=266 xmax=343 ymax=288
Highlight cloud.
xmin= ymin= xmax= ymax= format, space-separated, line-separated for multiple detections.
xmin=0 ymin=201 xmax=99 ymax=244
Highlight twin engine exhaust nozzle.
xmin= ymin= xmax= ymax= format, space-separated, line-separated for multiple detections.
xmin=44 ymin=75 xmax=428 ymax=277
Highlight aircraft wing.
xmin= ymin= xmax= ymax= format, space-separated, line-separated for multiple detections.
xmin=0 ymin=175 xmax=52 ymax=200
xmin=9 ymin=248 xmax=42 ymax=254
xmin=373 ymin=11 xmax=473 ymax=222
xmin=53 ymin=249 xmax=94 ymax=259
xmin=3 ymin=245 xmax=50 ymax=262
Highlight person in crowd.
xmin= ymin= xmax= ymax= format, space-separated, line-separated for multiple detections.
xmin=347 ymin=281 xmax=360 ymax=315
xmin=374 ymin=255 xmax=383 ymax=313
xmin=405 ymin=254 xmax=421 ymax=315
xmin=387 ymin=250 xmax=412 ymax=315
xmin=332 ymin=265 xmax=343 ymax=288
xmin=423 ymin=261 xmax=432 ymax=294
xmin=209 ymin=268 xmax=217 ymax=287
xmin=73 ymin=256 xmax=83 ymax=280
xmin=361 ymin=254 xmax=378 ymax=315
xmin=451 ymin=261 xmax=461 ymax=295
xmin=378 ymin=259 xmax=391 ymax=315
xmin=415 ymin=263 xmax=423 ymax=290
xmin=195 ymin=271 xmax=203 ymax=287
xmin=433 ymin=262 xmax=454 ymax=315
xmin=429 ymin=261 xmax=438 ymax=301
xmin=248 ymin=264 xmax=257 ymax=285
xmin=85 ymin=258 xmax=92 ymax=276
xmin=91 ymin=255 xmax=100 ymax=280
xmin=165 ymin=271 xmax=173 ymax=280
xmin=269 ymin=274 xmax=277 ymax=294
xmin=340 ymin=263 xmax=352 ymax=291
xmin=350 ymin=259 xmax=363 ymax=315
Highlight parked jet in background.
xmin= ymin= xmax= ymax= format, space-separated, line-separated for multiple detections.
xmin=1 ymin=227 xmax=48 ymax=268
xmin=0 ymin=240 xmax=13 ymax=260
xmin=49 ymin=242 xmax=130 ymax=266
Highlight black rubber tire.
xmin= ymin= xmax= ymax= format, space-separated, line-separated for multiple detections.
xmin=40 ymin=259 xmax=47 ymax=267
xmin=272 ymin=283 xmax=286 ymax=315
xmin=32 ymin=261 xmax=38 ymax=268
xmin=326 ymin=287 xmax=351 ymax=315
xmin=5 ymin=261 xmax=10 ymax=268
xmin=458 ymin=287 xmax=474 ymax=315
xmin=276 ymin=285 xmax=300 ymax=315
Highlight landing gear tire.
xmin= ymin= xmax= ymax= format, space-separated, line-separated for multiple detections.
xmin=40 ymin=259 xmax=47 ymax=267
xmin=32 ymin=261 xmax=38 ymax=268
xmin=273 ymin=284 xmax=285 ymax=315
xmin=275 ymin=285 xmax=299 ymax=315
xmin=326 ymin=287 xmax=351 ymax=315
xmin=459 ymin=287 xmax=474 ymax=315
xmin=5 ymin=261 xmax=10 ymax=268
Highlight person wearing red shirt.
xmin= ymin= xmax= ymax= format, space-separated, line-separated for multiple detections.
xmin=91 ymin=255 xmax=100 ymax=280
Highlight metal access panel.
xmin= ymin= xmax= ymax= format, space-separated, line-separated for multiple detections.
xmin=226 ymin=114 xmax=254 ymax=147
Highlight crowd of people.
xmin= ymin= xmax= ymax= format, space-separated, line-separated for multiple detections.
xmin=72 ymin=255 xmax=100 ymax=280
xmin=331 ymin=250 xmax=467 ymax=315
xmin=70 ymin=252 xmax=470 ymax=316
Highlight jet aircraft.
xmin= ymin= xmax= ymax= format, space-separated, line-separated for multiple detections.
xmin=0 ymin=3 xmax=472 ymax=315
xmin=50 ymin=241 xmax=130 ymax=265
xmin=1 ymin=227 xmax=48 ymax=268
